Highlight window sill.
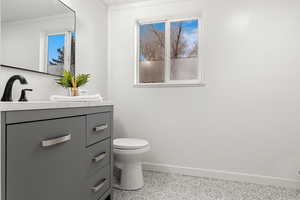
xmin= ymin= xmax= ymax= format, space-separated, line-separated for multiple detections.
xmin=133 ymin=80 xmax=206 ymax=88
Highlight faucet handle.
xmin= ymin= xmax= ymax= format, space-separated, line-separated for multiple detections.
xmin=18 ymin=89 xmax=33 ymax=102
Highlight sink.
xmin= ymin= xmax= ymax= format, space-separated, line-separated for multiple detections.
xmin=0 ymin=101 xmax=113 ymax=112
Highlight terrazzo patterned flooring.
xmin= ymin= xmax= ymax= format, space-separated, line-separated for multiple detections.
xmin=114 ymin=171 xmax=300 ymax=200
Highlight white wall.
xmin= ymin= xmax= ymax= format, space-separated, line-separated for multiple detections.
xmin=0 ymin=0 xmax=108 ymax=101
xmin=108 ymin=0 xmax=300 ymax=187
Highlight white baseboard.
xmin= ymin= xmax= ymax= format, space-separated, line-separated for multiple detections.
xmin=143 ymin=162 xmax=300 ymax=189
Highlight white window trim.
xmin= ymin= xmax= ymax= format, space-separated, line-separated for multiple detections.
xmin=134 ymin=16 xmax=205 ymax=87
xmin=39 ymin=31 xmax=73 ymax=74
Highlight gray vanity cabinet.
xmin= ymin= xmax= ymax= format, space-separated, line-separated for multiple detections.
xmin=0 ymin=106 xmax=113 ymax=200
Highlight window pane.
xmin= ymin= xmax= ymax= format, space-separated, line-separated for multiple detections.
xmin=170 ymin=20 xmax=198 ymax=80
xmin=139 ymin=23 xmax=165 ymax=83
xmin=47 ymin=34 xmax=65 ymax=74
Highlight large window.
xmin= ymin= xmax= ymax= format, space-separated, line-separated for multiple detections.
xmin=136 ymin=17 xmax=202 ymax=86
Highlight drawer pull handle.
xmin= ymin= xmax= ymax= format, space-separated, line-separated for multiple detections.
xmin=92 ymin=179 xmax=106 ymax=193
xmin=41 ymin=134 xmax=71 ymax=147
xmin=93 ymin=124 xmax=108 ymax=132
xmin=93 ymin=152 xmax=107 ymax=163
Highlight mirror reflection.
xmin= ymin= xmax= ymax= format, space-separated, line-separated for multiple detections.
xmin=1 ymin=0 xmax=76 ymax=76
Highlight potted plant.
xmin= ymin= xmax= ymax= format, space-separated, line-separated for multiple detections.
xmin=56 ymin=70 xmax=90 ymax=96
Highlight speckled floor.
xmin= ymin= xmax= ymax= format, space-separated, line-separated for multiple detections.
xmin=114 ymin=171 xmax=300 ymax=200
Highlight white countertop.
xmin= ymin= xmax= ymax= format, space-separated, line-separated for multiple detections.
xmin=0 ymin=101 xmax=113 ymax=112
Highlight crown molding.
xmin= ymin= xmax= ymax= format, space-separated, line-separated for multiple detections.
xmin=106 ymin=0 xmax=194 ymax=11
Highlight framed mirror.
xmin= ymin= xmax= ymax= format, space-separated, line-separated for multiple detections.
xmin=1 ymin=0 xmax=76 ymax=77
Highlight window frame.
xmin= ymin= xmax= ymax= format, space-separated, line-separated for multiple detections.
xmin=134 ymin=17 xmax=205 ymax=87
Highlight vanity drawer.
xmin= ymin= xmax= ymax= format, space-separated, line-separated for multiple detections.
xmin=87 ymin=112 xmax=111 ymax=146
xmin=87 ymin=165 xmax=110 ymax=200
xmin=86 ymin=138 xmax=111 ymax=175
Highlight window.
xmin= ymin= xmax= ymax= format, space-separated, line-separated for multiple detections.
xmin=139 ymin=22 xmax=165 ymax=83
xmin=47 ymin=34 xmax=65 ymax=68
xmin=41 ymin=31 xmax=75 ymax=76
xmin=136 ymin=17 xmax=202 ymax=86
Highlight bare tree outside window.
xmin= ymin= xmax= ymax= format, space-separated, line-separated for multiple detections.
xmin=139 ymin=23 xmax=165 ymax=83
xmin=137 ymin=18 xmax=199 ymax=85
xmin=171 ymin=20 xmax=198 ymax=80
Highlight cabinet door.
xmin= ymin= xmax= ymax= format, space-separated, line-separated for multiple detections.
xmin=6 ymin=117 xmax=86 ymax=200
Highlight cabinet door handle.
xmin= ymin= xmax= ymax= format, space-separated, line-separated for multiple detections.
xmin=93 ymin=124 xmax=108 ymax=132
xmin=41 ymin=134 xmax=71 ymax=147
xmin=92 ymin=179 xmax=106 ymax=193
xmin=92 ymin=152 xmax=107 ymax=163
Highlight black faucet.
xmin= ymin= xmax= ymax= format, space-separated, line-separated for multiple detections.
xmin=19 ymin=89 xmax=33 ymax=102
xmin=1 ymin=75 xmax=28 ymax=102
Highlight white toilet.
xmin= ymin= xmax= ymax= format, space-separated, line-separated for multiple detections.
xmin=113 ymin=138 xmax=150 ymax=191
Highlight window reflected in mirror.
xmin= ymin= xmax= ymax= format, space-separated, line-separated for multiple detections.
xmin=45 ymin=32 xmax=75 ymax=75
xmin=47 ymin=33 xmax=66 ymax=74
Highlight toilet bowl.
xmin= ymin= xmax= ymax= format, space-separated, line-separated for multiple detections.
xmin=113 ymin=138 xmax=150 ymax=191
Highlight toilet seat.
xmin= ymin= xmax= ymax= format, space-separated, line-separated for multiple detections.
xmin=114 ymin=145 xmax=150 ymax=155
xmin=114 ymin=138 xmax=149 ymax=150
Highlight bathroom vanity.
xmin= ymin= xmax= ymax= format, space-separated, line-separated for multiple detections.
xmin=0 ymin=102 xmax=113 ymax=200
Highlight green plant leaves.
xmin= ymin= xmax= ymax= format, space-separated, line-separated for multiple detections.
xmin=56 ymin=70 xmax=90 ymax=88
xmin=76 ymin=74 xmax=91 ymax=87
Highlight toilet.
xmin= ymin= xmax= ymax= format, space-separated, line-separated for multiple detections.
xmin=113 ymin=138 xmax=150 ymax=191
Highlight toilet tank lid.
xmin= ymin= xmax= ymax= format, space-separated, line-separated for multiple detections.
xmin=113 ymin=138 xmax=149 ymax=150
